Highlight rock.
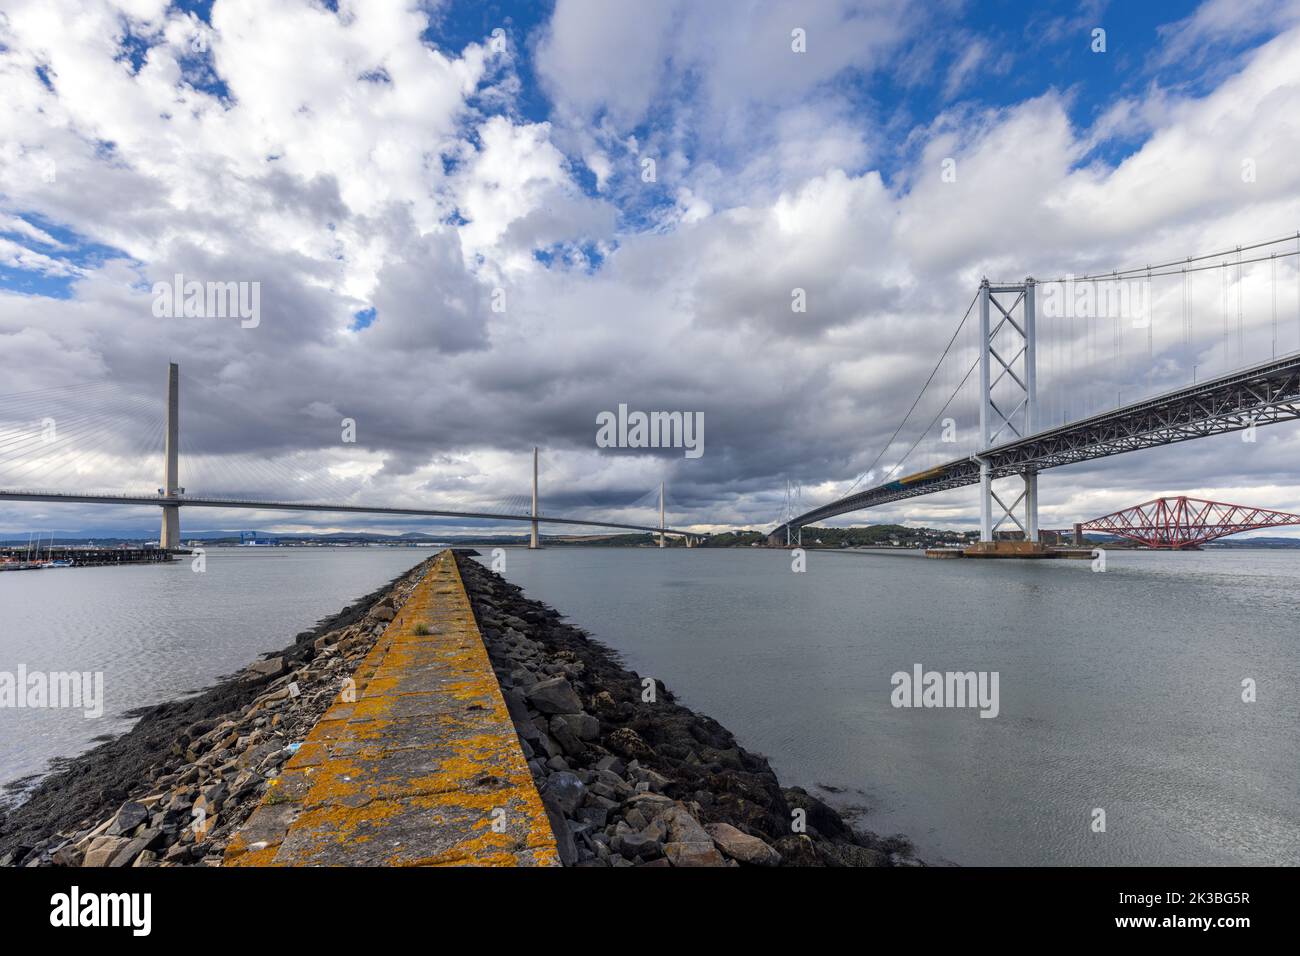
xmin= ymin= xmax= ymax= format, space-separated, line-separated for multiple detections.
xmin=606 ymin=726 xmax=655 ymax=759
xmin=541 ymin=798 xmax=578 ymax=867
xmin=502 ymin=687 xmax=531 ymax=725
xmin=0 ymin=847 xmax=29 ymax=867
xmin=553 ymin=712 xmax=599 ymax=741
xmin=624 ymin=792 xmax=674 ymax=815
xmin=711 ymin=793 xmax=778 ymax=834
xmin=655 ymin=805 xmax=723 ymax=865
xmin=547 ymin=717 xmax=585 ymax=756
xmin=590 ymin=780 xmax=622 ymax=801
xmin=623 ymin=808 xmax=649 ymax=831
xmin=575 ymin=807 xmax=608 ymax=828
xmin=782 ymin=787 xmax=852 ymax=841
xmin=162 ymin=843 xmax=192 ymax=863
xmin=106 ymin=801 xmax=150 ymax=836
xmin=543 ymin=771 xmax=586 ymax=815
xmin=616 ymin=829 xmax=663 ymax=860
xmin=889 ymin=852 xmax=924 ymax=867
xmin=639 ymin=816 xmax=669 ymax=843
xmin=236 ymin=742 xmax=280 ymax=770
xmin=592 ymin=768 xmax=630 ymax=792
xmin=593 ymin=755 xmax=626 ymax=776
xmin=773 ymin=834 xmax=822 ymax=867
xmin=371 ymin=606 xmax=395 ymax=622
xmin=709 ymin=747 xmax=746 ymax=771
xmin=108 ymin=836 xmax=154 ymax=867
xmin=661 ymin=805 xmax=711 ymax=844
xmin=200 ymin=781 xmax=229 ymax=810
xmin=525 ymin=677 xmax=583 ymax=715
xmin=516 ymin=716 xmax=542 ymax=742
xmin=246 ymin=657 xmax=285 ymax=679
xmin=632 ymin=767 xmax=671 ymax=791
xmin=230 ymin=770 xmax=263 ymax=799
xmin=705 ymin=822 xmax=781 ymax=866
xmin=820 ymin=842 xmax=888 ymax=867
xmin=83 ymin=836 xmax=129 ymax=867
xmin=50 ymin=843 xmax=84 ymax=867
xmin=663 ymin=841 xmax=726 ymax=866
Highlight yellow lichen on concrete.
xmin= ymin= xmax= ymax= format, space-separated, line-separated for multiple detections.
xmin=224 ymin=550 xmax=559 ymax=867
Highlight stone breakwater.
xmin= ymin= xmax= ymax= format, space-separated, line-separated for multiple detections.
xmin=0 ymin=559 xmax=434 ymax=867
xmin=0 ymin=549 xmax=917 ymax=867
xmin=458 ymin=554 xmax=917 ymax=867
xmin=223 ymin=550 xmax=558 ymax=866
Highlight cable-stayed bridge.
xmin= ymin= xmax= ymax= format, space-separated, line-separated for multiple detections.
xmin=775 ymin=233 xmax=1300 ymax=548
xmin=0 ymin=367 xmax=699 ymax=547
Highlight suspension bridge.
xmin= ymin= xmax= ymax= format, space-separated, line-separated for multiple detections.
xmin=773 ymin=232 xmax=1300 ymax=554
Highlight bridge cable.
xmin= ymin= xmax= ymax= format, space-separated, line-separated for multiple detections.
xmin=836 ymin=289 xmax=980 ymax=501
xmin=1021 ymin=232 xmax=1300 ymax=284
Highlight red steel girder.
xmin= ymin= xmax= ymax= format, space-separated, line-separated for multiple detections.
xmin=1080 ymin=495 xmax=1300 ymax=549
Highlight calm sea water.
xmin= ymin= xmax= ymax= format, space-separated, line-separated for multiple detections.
xmin=0 ymin=548 xmax=431 ymax=798
xmin=477 ymin=547 xmax=1299 ymax=866
xmin=2 ymin=545 xmax=1296 ymax=865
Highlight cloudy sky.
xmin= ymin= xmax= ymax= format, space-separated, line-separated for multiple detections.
xmin=2 ymin=0 xmax=1300 ymax=539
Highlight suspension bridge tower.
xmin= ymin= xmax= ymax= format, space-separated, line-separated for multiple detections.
xmin=972 ymin=278 xmax=1042 ymax=553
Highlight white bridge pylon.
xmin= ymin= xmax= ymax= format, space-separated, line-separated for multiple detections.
xmin=977 ymin=278 xmax=1038 ymax=543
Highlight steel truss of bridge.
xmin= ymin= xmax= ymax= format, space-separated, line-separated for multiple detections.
xmin=1079 ymin=495 xmax=1300 ymax=550
xmin=781 ymin=351 xmax=1300 ymax=532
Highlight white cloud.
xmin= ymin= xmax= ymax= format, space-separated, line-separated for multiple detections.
xmin=0 ymin=237 xmax=81 ymax=275
xmin=2 ymin=0 xmax=1300 ymax=538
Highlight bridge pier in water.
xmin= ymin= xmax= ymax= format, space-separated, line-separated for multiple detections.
xmin=529 ymin=446 xmax=540 ymax=549
xmin=159 ymin=362 xmax=181 ymax=550
xmin=658 ymin=481 xmax=665 ymax=548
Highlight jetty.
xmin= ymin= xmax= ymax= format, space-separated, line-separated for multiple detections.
xmin=0 ymin=545 xmax=177 ymax=568
xmin=224 ymin=550 xmax=557 ymax=866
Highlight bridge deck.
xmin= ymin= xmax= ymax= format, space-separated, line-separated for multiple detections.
xmin=782 ymin=352 xmax=1300 ymax=531
xmin=0 ymin=491 xmax=700 ymax=539
xmin=224 ymin=549 xmax=558 ymax=867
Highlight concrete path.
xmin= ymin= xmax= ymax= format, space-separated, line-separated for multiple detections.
xmin=224 ymin=550 xmax=558 ymax=866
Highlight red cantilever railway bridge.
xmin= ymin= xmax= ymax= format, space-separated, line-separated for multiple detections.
xmin=1077 ymin=496 xmax=1300 ymax=550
